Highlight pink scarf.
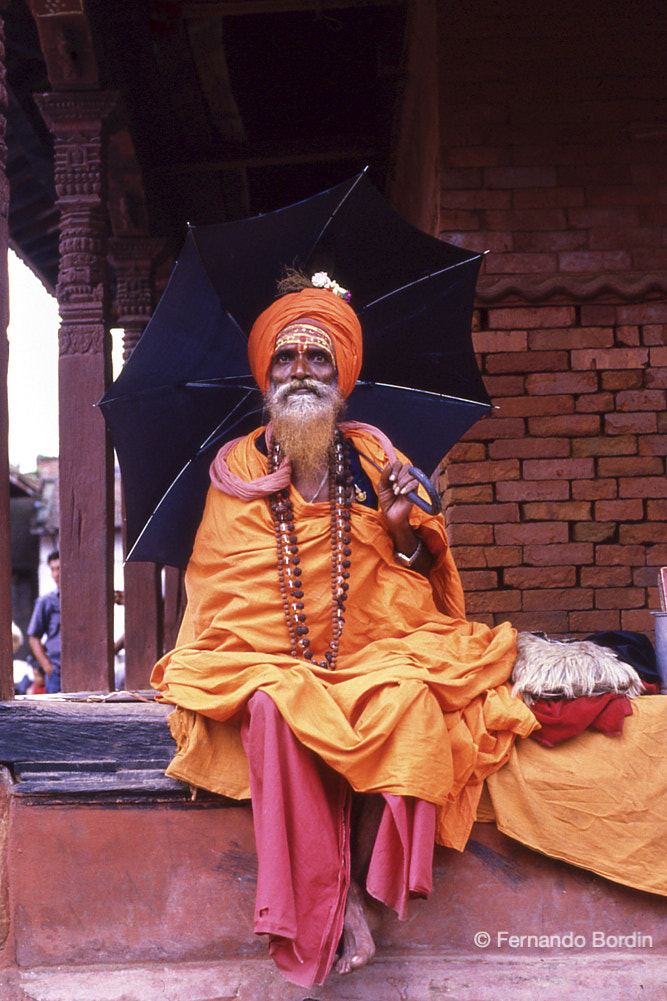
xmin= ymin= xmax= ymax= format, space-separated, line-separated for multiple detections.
xmin=209 ymin=421 xmax=398 ymax=500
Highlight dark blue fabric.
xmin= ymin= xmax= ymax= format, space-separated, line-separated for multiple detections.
xmin=586 ymin=630 xmax=658 ymax=685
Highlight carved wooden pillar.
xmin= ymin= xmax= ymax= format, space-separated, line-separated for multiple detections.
xmin=0 ymin=1 xmax=12 ymax=700
xmin=109 ymin=237 xmax=163 ymax=689
xmin=35 ymin=91 xmax=118 ymax=692
xmin=162 ymin=567 xmax=186 ymax=654
xmin=109 ymin=237 xmax=161 ymax=360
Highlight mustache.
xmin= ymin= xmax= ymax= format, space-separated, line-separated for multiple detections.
xmin=270 ymin=378 xmax=333 ymax=403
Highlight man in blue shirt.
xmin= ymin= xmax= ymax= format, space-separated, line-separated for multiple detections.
xmin=27 ymin=550 xmax=61 ymax=694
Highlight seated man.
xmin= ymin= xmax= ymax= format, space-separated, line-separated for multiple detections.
xmin=151 ymin=274 xmax=536 ymax=988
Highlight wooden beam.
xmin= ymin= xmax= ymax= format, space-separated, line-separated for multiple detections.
xmin=387 ymin=0 xmax=440 ymax=234
xmin=0 ymin=698 xmax=192 ymax=799
xmin=0 ymin=698 xmax=219 ymax=801
xmin=162 ymin=567 xmax=186 ymax=653
xmin=151 ymin=137 xmax=383 ymax=174
xmin=0 ymin=699 xmax=175 ymax=768
xmin=154 ymin=0 xmax=405 ymax=18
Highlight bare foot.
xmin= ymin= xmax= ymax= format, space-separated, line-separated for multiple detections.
xmin=335 ymin=879 xmax=376 ymax=975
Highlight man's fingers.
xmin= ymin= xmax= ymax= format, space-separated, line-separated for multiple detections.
xmin=390 ymin=465 xmax=418 ymax=496
xmin=398 ymin=477 xmax=418 ymax=496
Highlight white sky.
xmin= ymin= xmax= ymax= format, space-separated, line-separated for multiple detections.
xmin=6 ymin=250 xmax=124 ymax=472
xmin=7 ymin=250 xmax=59 ymax=471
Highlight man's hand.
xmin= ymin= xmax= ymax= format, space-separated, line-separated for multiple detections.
xmin=377 ymin=462 xmax=420 ymax=531
xmin=28 ymin=635 xmax=53 ymax=677
xmin=377 ymin=463 xmax=433 ymax=576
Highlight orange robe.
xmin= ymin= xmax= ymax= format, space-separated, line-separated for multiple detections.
xmin=151 ymin=425 xmax=537 ymax=850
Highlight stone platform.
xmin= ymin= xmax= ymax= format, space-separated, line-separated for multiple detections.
xmin=1 ymin=698 xmax=666 ymax=1000
xmin=3 ymin=954 xmax=667 ymax=1001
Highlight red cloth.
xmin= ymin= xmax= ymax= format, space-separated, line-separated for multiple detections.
xmin=241 ymin=690 xmax=435 ymax=987
xmin=529 ymin=693 xmax=633 ymax=747
xmin=366 ymin=793 xmax=435 ymax=920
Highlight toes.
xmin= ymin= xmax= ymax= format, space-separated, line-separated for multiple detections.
xmin=336 ymin=950 xmax=370 ymax=975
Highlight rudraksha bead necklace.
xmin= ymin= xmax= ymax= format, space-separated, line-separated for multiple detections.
xmin=268 ymin=429 xmax=353 ymax=670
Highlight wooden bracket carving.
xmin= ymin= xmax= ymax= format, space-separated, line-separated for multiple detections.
xmin=109 ymin=237 xmax=165 ymax=358
xmin=35 ymin=91 xmax=120 ymax=358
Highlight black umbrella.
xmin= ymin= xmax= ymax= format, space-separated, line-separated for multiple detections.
xmin=99 ymin=171 xmax=490 ymax=568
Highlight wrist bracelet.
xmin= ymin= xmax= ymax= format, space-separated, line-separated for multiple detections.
xmin=395 ymin=539 xmax=422 ymax=567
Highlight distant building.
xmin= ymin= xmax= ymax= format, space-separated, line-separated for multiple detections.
xmin=9 ymin=466 xmax=41 ymax=661
xmin=9 ymin=459 xmax=125 ymax=665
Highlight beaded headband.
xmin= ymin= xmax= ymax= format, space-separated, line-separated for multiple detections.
xmin=273 ymin=322 xmax=336 ymax=363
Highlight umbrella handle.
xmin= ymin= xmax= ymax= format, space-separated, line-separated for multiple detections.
xmin=405 ymin=466 xmax=442 ymax=516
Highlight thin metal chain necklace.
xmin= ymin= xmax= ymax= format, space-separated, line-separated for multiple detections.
xmin=268 ymin=429 xmax=353 ymax=670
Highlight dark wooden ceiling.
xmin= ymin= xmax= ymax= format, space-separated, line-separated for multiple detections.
xmin=4 ymin=0 xmax=409 ymax=292
xmin=4 ymin=0 xmax=59 ymax=288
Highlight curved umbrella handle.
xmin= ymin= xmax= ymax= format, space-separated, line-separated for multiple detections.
xmin=405 ymin=465 xmax=442 ymax=515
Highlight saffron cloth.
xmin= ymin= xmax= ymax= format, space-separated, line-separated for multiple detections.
xmin=152 ymin=425 xmax=537 ymax=850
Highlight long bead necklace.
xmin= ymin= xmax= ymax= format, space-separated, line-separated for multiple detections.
xmin=268 ymin=429 xmax=353 ymax=670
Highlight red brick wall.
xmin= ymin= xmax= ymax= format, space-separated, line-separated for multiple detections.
xmin=436 ymin=2 xmax=667 ymax=638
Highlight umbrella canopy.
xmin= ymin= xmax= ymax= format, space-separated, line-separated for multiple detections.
xmin=100 ymin=171 xmax=489 ymax=568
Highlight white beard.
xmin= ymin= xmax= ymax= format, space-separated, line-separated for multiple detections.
xmin=266 ymin=379 xmax=344 ymax=474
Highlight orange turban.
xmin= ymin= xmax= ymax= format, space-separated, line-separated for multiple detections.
xmin=247 ymin=290 xmax=363 ymax=398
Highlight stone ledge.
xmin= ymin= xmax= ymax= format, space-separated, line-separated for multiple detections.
xmin=3 ymin=953 xmax=666 ymax=1001
xmin=0 ymin=696 xmax=187 ymax=800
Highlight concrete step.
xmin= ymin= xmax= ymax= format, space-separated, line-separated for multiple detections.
xmin=2 ymin=953 xmax=667 ymax=1001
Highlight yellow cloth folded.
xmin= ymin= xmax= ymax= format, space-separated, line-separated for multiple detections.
xmin=485 ymin=695 xmax=667 ymax=896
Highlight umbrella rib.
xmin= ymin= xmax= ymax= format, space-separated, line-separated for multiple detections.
xmin=183 ymin=377 xmax=256 ymax=388
xmin=199 ymin=405 xmax=266 ymax=452
xmin=101 ymin=378 xmax=257 ymax=404
xmin=360 ymin=257 xmax=482 ymax=311
xmin=355 ymin=381 xmax=490 ymax=407
xmin=196 ymin=389 xmax=262 ymax=450
xmin=187 ymin=228 xmax=256 ymax=349
xmin=124 ymin=395 xmax=265 ymax=563
xmin=300 ymin=169 xmax=368 ymax=266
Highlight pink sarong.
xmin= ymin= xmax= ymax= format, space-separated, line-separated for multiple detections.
xmin=241 ymin=691 xmax=436 ymax=987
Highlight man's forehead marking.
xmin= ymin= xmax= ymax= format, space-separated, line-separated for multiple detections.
xmin=274 ymin=323 xmax=335 ymax=360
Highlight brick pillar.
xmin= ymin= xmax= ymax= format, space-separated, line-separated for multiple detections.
xmin=35 ymin=91 xmax=118 ymax=692
xmin=109 ymin=237 xmax=163 ymax=689
xmin=0 ymin=2 xmax=12 ymax=700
